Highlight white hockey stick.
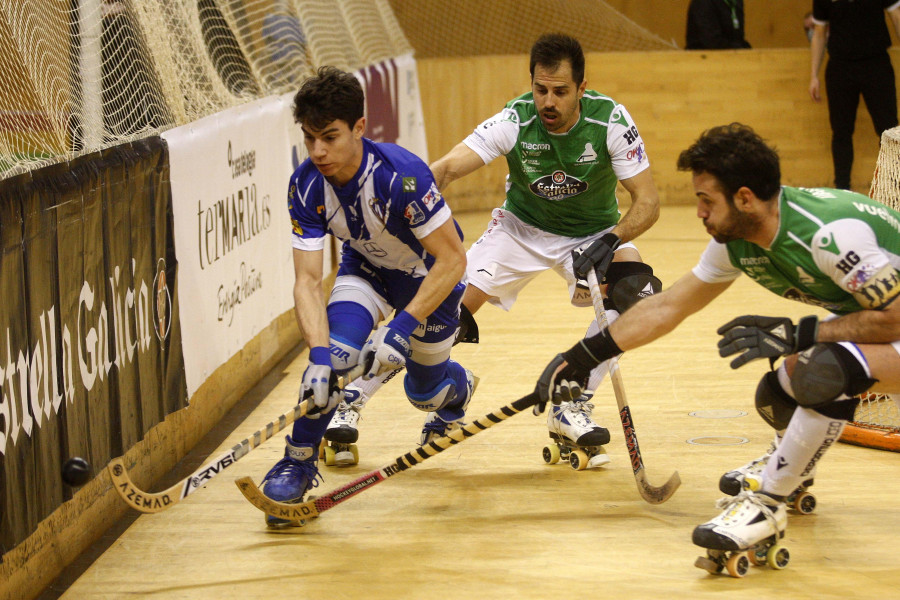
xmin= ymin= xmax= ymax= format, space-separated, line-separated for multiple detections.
xmin=586 ymin=268 xmax=681 ymax=504
xmin=108 ymin=365 xmax=364 ymax=513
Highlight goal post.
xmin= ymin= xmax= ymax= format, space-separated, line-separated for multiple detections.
xmin=839 ymin=126 xmax=900 ymax=452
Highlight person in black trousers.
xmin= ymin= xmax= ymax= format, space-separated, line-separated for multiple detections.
xmin=685 ymin=0 xmax=751 ymax=50
xmin=810 ymin=0 xmax=900 ymax=190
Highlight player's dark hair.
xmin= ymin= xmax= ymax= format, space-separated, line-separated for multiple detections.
xmin=292 ymin=66 xmax=364 ymax=130
xmin=676 ymin=123 xmax=781 ymax=202
xmin=530 ymin=33 xmax=585 ymax=85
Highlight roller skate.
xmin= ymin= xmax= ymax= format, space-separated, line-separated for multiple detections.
xmin=261 ymin=436 xmax=321 ymax=528
xmin=543 ymin=394 xmax=611 ymax=471
xmin=719 ymin=443 xmax=817 ymax=514
xmin=693 ymin=490 xmax=790 ymax=578
xmin=321 ymin=386 xmax=367 ymax=466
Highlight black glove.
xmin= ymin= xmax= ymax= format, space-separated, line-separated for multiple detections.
xmin=717 ymin=315 xmax=819 ymax=369
xmin=533 ymin=341 xmax=599 ymax=414
xmin=572 ymin=233 xmax=621 ymax=281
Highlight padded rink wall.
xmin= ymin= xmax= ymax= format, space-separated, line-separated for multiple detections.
xmin=0 ymin=55 xmax=427 ymax=600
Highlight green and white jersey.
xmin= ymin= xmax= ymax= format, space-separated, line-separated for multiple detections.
xmin=463 ymin=90 xmax=650 ymax=237
xmin=692 ymin=186 xmax=900 ymax=315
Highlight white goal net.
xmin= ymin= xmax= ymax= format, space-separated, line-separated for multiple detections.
xmin=841 ymin=126 xmax=900 ymax=451
xmin=0 ymin=0 xmax=411 ymax=179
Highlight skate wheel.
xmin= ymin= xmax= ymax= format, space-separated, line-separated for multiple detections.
xmin=317 ymin=439 xmax=326 ymax=460
xmin=323 ymin=445 xmax=336 ymax=466
xmin=748 ymin=547 xmax=767 ymax=566
xmin=542 ymin=444 xmax=560 ymax=465
xmin=766 ymin=545 xmax=790 ymax=569
xmin=694 ymin=555 xmax=723 ymax=574
xmin=793 ymin=491 xmax=816 ymax=515
xmin=569 ymin=449 xmax=589 ymax=471
xmin=743 ymin=477 xmax=761 ymax=492
xmin=725 ymin=553 xmax=750 ymax=578
xmin=349 ymin=444 xmax=359 ymax=465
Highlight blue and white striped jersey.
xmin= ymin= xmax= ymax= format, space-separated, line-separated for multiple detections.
xmin=288 ymin=138 xmax=451 ymax=278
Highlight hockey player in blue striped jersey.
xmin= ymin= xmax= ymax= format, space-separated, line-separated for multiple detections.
xmin=261 ymin=67 xmax=475 ymax=527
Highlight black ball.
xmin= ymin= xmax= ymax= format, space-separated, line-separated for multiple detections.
xmin=62 ymin=457 xmax=92 ymax=487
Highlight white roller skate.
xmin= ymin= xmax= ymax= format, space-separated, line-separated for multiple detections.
xmin=543 ymin=394 xmax=611 ymax=471
xmin=321 ymin=386 xmax=367 ymax=466
xmin=719 ymin=442 xmax=817 ymax=514
xmin=693 ymin=490 xmax=790 ymax=578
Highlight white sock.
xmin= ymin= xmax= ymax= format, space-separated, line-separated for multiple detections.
xmin=349 ymin=367 xmax=402 ymax=407
xmin=761 ymin=406 xmax=846 ymax=497
xmin=585 ymin=310 xmax=620 ymax=393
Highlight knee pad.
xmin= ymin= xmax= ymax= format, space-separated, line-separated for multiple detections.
xmin=327 ymin=300 xmax=375 ymax=373
xmin=454 ymin=303 xmax=480 ymax=345
xmin=792 ymin=343 xmax=877 ymax=408
xmin=404 ymin=375 xmax=457 ymax=413
xmin=756 ymin=371 xmax=798 ymax=431
xmin=604 ymin=262 xmax=662 ymax=313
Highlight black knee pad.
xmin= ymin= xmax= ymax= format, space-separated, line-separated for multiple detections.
xmin=755 ymin=371 xmax=798 ymax=430
xmin=454 ymin=304 xmax=479 ymax=345
xmin=604 ymin=262 xmax=662 ymax=313
xmin=792 ymin=343 xmax=877 ymax=408
xmin=811 ymin=397 xmax=860 ymax=421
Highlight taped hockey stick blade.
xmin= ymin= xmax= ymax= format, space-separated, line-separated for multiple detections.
xmin=636 ymin=468 xmax=681 ymax=504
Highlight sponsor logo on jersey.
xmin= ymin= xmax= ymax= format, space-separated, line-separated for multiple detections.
xmin=421 ymin=183 xmax=440 ymax=208
xmin=739 ymin=256 xmax=771 ymax=266
xmin=626 ymin=143 xmax=644 ymax=163
xmin=852 ymin=201 xmax=900 ymax=234
xmin=856 ymin=264 xmax=900 ymax=308
xmin=801 ymin=187 xmax=836 ymax=199
xmin=576 ymin=142 xmax=598 ymax=164
xmin=362 ymin=240 xmax=387 ymax=258
xmin=414 ymin=322 xmax=448 ymax=335
xmin=834 ymin=250 xmax=860 ymax=275
xmin=520 ymin=141 xmax=551 ymax=151
xmin=291 ymin=218 xmax=303 ymax=236
xmin=846 ymin=263 xmax=876 ymax=292
xmin=369 ymin=197 xmax=386 ymax=224
xmin=402 ymin=177 xmax=417 ymax=193
xmin=529 ymin=170 xmax=588 ymax=201
xmin=405 ymin=200 xmax=425 ymax=225
xmin=796 ymin=266 xmax=815 ymax=284
xmin=815 ymin=231 xmax=840 ymax=255
xmin=611 ymin=108 xmax=630 ymax=128
xmin=622 ymin=125 xmax=640 ymax=145
xmin=782 ymin=287 xmax=838 ymax=310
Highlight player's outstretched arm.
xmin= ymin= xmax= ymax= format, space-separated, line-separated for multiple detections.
xmin=536 ymin=272 xmax=731 ymax=404
xmin=612 ymin=168 xmax=660 ymax=244
xmin=429 ymin=142 xmax=486 ymax=190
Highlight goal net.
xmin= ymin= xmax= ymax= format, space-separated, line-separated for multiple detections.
xmin=839 ymin=126 xmax=900 ymax=452
xmin=0 ymin=0 xmax=411 ymax=179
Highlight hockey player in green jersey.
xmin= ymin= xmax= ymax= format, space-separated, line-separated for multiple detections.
xmin=325 ymin=33 xmax=662 ymax=469
xmin=536 ymin=122 xmax=900 ymax=575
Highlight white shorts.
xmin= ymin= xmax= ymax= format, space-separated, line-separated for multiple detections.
xmin=465 ymin=207 xmax=637 ymax=311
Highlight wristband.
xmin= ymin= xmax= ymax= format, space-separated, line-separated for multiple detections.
xmin=389 ymin=310 xmax=421 ymax=338
xmin=309 ymin=346 xmax=332 ymax=366
xmin=582 ymin=329 xmax=623 ymax=364
xmin=601 ymin=232 xmax=622 ymax=251
xmin=795 ymin=316 xmax=819 ymax=351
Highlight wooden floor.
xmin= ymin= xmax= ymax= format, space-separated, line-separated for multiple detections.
xmin=60 ymin=208 xmax=899 ymax=599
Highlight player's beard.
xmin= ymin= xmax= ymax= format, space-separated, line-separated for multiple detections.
xmin=708 ymin=205 xmax=762 ymax=244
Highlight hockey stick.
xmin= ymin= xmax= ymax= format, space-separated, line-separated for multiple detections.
xmin=234 ymin=392 xmax=540 ymax=523
xmin=586 ymin=268 xmax=681 ymax=504
xmin=108 ymin=365 xmax=365 ymax=513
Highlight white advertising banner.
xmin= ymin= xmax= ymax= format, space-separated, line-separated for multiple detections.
xmin=166 ymin=54 xmax=428 ymax=397
xmin=164 ymin=96 xmax=296 ymax=397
